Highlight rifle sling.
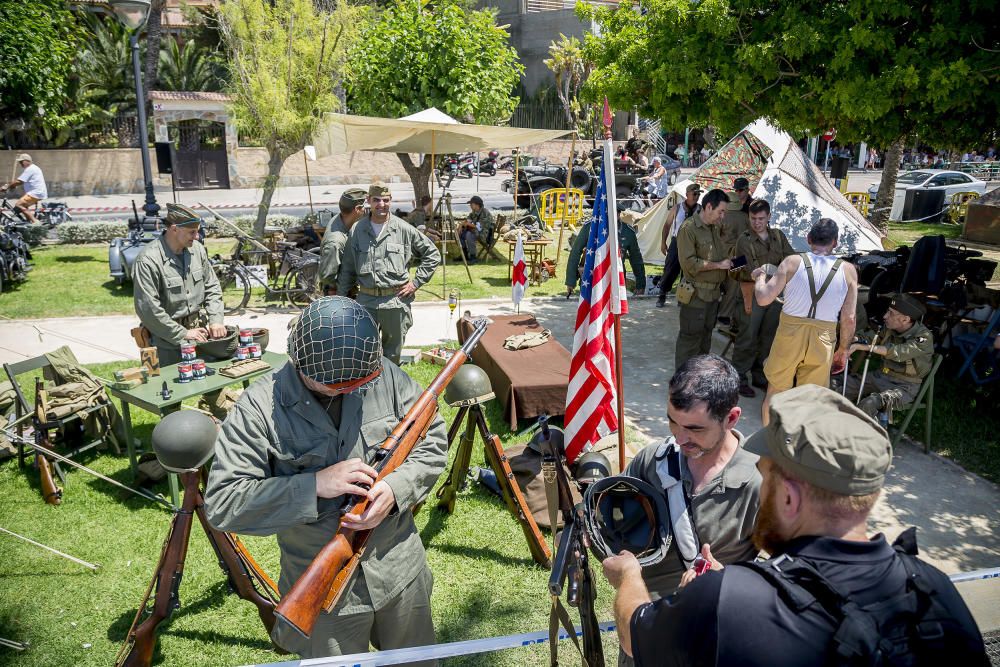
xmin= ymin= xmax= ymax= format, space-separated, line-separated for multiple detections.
xmin=542 ymin=449 xmax=588 ymax=667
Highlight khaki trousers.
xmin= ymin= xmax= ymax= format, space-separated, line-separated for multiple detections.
xmin=763 ymin=312 xmax=837 ymax=392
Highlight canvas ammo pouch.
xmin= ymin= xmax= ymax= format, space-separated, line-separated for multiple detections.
xmin=675 ymin=278 xmax=696 ymax=305
xmin=503 ymin=329 xmax=551 ymax=351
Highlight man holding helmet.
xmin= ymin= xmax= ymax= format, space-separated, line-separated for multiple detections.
xmin=601 ymin=354 xmax=761 ymax=666
xmin=205 ymin=297 xmax=447 ymax=661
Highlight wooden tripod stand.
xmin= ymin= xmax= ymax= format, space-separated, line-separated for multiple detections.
xmin=116 ymin=470 xmax=281 ymax=667
xmin=435 ymin=403 xmax=552 ymax=568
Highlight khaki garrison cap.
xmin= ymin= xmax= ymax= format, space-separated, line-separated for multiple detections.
xmin=165 ymin=203 xmax=202 ymax=227
xmin=340 ymin=188 xmax=368 ymax=208
xmin=368 ymin=183 xmax=391 ymax=198
xmin=745 ymin=385 xmax=892 ymax=496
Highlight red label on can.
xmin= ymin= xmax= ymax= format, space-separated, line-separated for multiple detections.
xmin=180 ymin=344 xmax=196 ymax=361
xmin=248 ymin=343 xmax=262 ymax=358
xmin=178 ymin=363 xmax=193 ymax=382
xmin=237 ymin=346 xmax=249 ymax=360
xmin=192 ymin=359 xmax=206 ymax=379
xmin=239 ymin=329 xmax=253 ymax=344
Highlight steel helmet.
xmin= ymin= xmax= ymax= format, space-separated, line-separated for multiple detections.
xmin=573 ymin=451 xmax=612 ymax=485
xmin=151 ymin=410 xmax=218 ymax=473
xmin=194 ymin=325 xmax=239 ymax=361
xmin=287 ymin=296 xmax=383 ymax=391
xmin=582 ymin=475 xmax=672 ymax=567
xmin=444 ymin=364 xmax=495 ymax=407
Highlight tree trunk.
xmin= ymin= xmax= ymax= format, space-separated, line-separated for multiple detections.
xmin=144 ymin=0 xmax=167 ymax=93
xmin=398 ymin=153 xmax=432 ymax=205
xmin=871 ymin=138 xmax=905 ymax=236
xmin=256 ymin=149 xmax=287 ymax=238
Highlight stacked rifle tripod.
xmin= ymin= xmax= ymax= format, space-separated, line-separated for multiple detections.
xmin=434 ymin=364 xmax=552 ymax=568
xmin=115 ymin=411 xmax=281 ymax=667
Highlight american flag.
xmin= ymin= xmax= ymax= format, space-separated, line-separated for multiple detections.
xmin=563 ymin=145 xmax=628 ymax=465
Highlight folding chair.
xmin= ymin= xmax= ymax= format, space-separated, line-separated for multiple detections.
xmin=891 ymin=354 xmax=943 ymax=453
xmin=953 ymin=308 xmax=1000 ymax=385
xmin=477 ymin=213 xmax=505 ymax=262
xmin=4 ymin=352 xmax=118 ymax=503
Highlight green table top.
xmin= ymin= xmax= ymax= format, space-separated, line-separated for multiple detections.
xmin=109 ymin=351 xmax=287 ymax=414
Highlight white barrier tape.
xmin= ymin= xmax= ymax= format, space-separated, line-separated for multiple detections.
xmin=243 ymin=566 xmax=1000 ymax=667
xmin=242 ymin=620 xmax=616 ymax=667
xmin=950 ymin=567 xmax=1000 ymax=583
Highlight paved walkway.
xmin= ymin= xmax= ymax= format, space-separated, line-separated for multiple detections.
xmin=1 ymin=296 xmax=997 ymax=574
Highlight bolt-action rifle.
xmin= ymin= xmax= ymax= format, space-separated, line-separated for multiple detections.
xmin=537 ymin=415 xmax=604 ymax=667
xmin=274 ymin=318 xmax=490 ymax=639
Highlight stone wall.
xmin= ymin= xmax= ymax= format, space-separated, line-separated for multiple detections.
xmin=20 ymin=139 xmax=618 ymax=196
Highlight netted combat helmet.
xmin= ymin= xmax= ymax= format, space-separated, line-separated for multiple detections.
xmin=582 ymin=475 xmax=672 ymax=567
xmin=444 ymin=364 xmax=495 ymax=407
xmin=151 ymin=410 xmax=217 ymax=473
xmin=288 ymin=296 xmax=383 ymax=391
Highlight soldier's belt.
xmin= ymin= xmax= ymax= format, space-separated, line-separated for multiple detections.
xmin=691 ymin=279 xmax=721 ymax=290
xmin=358 ymin=285 xmax=406 ymax=297
xmin=881 ymin=368 xmax=923 ymax=383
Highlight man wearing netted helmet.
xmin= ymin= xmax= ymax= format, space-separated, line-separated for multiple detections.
xmin=337 ymin=183 xmax=441 ymax=364
xmin=205 ymin=297 xmax=447 ymax=661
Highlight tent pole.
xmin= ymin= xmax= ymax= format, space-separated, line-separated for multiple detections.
xmin=304 ymin=152 xmax=314 ymax=216
xmin=554 ymin=132 xmax=577 ymax=267
xmin=431 ymin=132 xmax=446 ymax=301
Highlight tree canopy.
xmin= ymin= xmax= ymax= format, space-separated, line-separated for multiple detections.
xmin=582 ymin=0 xmax=999 ymax=149
xmin=0 ymin=0 xmax=84 ymax=131
xmin=220 ymin=0 xmax=357 ymax=235
xmin=346 ymin=0 xmax=523 ymax=200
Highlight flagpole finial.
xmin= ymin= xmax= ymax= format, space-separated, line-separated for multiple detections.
xmin=602 ymin=97 xmax=613 ymax=140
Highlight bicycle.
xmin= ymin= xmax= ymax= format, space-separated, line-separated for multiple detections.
xmin=200 ymin=205 xmax=320 ymax=313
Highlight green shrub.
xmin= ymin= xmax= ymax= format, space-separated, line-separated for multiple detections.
xmin=19 ymin=224 xmax=50 ymax=246
xmin=55 ymin=220 xmax=129 ymax=243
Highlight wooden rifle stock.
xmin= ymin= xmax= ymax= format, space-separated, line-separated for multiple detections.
xmin=116 ymin=471 xmax=198 ymax=667
xmin=34 ymin=379 xmax=62 ymax=505
xmin=476 ymin=409 xmax=552 ymax=568
xmin=274 ymin=318 xmax=490 ymax=638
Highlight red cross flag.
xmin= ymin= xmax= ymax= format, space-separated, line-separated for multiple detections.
xmin=512 ymin=230 xmax=527 ymax=306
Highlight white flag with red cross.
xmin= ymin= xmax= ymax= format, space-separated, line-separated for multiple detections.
xmin=512 ymin=230 xmax=526 ymax=306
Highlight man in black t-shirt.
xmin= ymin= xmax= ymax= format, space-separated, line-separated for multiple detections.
xmin=603 ymin=385 xmax=989 ymax=667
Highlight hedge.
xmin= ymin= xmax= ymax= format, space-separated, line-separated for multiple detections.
xmin=54 ymin=214 xmax=308 ymax=245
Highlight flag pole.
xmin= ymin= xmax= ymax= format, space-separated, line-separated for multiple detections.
xmin=602 ymin=100 xmax=627 ymax=473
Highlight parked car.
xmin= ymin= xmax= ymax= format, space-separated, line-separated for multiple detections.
xmin=867 ymin=170 xmax=987 ymax=221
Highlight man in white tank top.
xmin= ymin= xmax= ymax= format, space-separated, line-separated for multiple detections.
xmin=750 ymin=219 xmax=858 ymax=425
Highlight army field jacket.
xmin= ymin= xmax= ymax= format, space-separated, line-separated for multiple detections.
xmin=133 ymin=236 xmax=224 ymax=345
xmin=337 ymin=214 xmax=441 ymax=299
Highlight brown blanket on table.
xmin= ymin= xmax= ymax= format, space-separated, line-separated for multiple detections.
xmin=458 ymin=314 xmax=570 ymax=429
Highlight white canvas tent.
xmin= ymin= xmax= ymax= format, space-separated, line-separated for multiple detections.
xmin=634 ymin=119 xmax=883 ymax=264
xmin=312 ymin=108 xmax=571 ymax=156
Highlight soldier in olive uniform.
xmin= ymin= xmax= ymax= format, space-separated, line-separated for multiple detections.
xmin=133 ymin=203 xmax=225 ymax=366
xmin=459 ymin=195 xmax=494 ymax=262
xmin=565 ymin=218 xmax=645 ymax=296
xmin=717 ymin=177 xmax=752 ymax=330
xmin=732 ymin=199 xmax=795 ymax=397
xmin=338 ymin=184 xmax=441 ymax=365
xmin=837 ymin=294 xmax=934 ymax=418
xmin=319 ymin=188 xmax=367 ymax=295
xmin=675 ymin=189 xmax=733 ymax=369
xmin=205 ymin=297 xmax=447 ymax=661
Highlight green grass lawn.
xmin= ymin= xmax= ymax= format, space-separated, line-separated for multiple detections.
xmin=0 ymin=359 xmax=619 ymax=666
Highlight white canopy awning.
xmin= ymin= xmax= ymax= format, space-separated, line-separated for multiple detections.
xmin=312 ymin=108 xmax=573 ymax=157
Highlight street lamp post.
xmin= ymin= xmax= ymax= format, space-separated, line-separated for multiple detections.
xmin=109 ymin=0 xmax=160 ymax=219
